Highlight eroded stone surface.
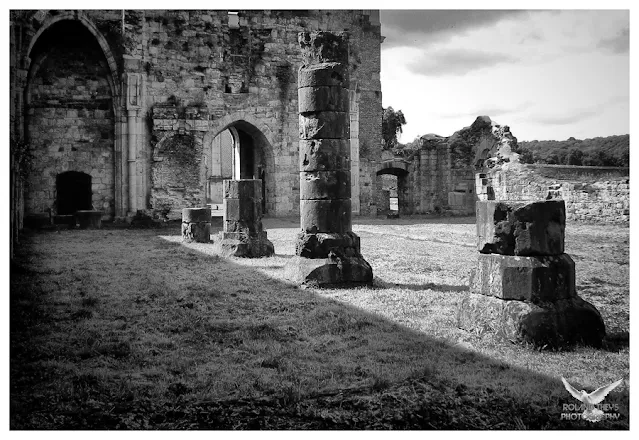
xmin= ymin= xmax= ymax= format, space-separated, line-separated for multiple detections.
xmin=223 ymin=179 xmax=262 ymax=200
xmin=299 ymin=139 xmax=350 ymax=171
xmin=298 ymin=86 xmax=348 ymax=113
xmin=477 ymin=200 xmax=565 ymax=255
xmin=217 ymin=179 xmax=274 ymax=257
xmin=300 ymin=199 xmax=351 ymax=233
xmin=300 ymin=171 xmax=351 ymax=200
xmin=469 ymin=253 xmax=576 ymax=303
xmin=295 ymin=232 xmax=360 ymax=258
xmin=182 ymin=207 xmax=211 ymax=243
xmin=299 ymin=112 xmax=349 ymax=140
xmin=224 ymin=198 xmax=262 ymax=222
xmin=298 ymin=31 xmax=349 ymax=64
xmin=284 ymin=255 xmax=373 ymax=287
xmin=297 ymin=62 xmax=348 ymax=88
xmin=214 ymin=231 xmax=274 ymax=258
xmin=457 ymin=293 xmax=605 ymax=348
xmin=182 ymin=207 xmax=211 ymax=223
xmin=181 ymin=221 xmax=210 ymax=243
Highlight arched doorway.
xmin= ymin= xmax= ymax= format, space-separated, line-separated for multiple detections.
xmin=56 ymin=171 xmax=92 ymax=215
xmin=23 ymin=19 xmax=116 ymax=217
xmin=205 ymin=128 xmax=235 ymax=206
xmin=376 ymin=159 xmax=410 ymax=215
xmin=205 ymin=120 xmax=273 ymax=214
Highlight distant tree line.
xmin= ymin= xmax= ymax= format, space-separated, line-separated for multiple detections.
xmin=516 ymin=135 xmax=629 ymax=167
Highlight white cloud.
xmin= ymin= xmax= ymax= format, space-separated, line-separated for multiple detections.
xmin=380 ymin=9 xmax=630 ymax=141
xmin=406 ymin=49 xmax=519 ymax=77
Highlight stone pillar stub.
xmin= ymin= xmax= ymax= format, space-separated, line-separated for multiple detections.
xmin=476 ymin=200 xmax=565 ymax=255
xmin=469 ymin=253 xmax=576 ymax=302
xmin=285 ymin=31 xmax=373 ymax=287
xmin=458 ymin=193 xmax=605 ymax=348
xmin=182 ymin=207 xmax=211 ymax=243
xmin=214 ymin=179 xmax=274 ymax=258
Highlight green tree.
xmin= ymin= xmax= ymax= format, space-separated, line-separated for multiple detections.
xmin=567 ymin=148 xmax=584 ymax=165
xmin=518 ymin=147 xmax=535 ymax=164
xmin=382 ymin=106 xmax=406 ymax=150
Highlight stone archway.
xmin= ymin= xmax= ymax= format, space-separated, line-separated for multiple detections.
xmin=376 ymin=159 xmax=410 ymax=215
xmin=205 ymin=117 xmax=275 ymax=215
xmin=22 ymin=17 xmax=119 ymax=218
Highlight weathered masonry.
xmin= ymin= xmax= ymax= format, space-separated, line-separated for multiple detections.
xmin=376 ymin=116 xmax=519 ymax=217
xmin=378 ymin=116 xmax=630 ymax=224
xmin=10 ymin=10 xmax=382 ymax=221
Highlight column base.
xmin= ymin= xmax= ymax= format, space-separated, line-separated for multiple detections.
xmin=182 ymin=222 xmax=211 ymax=243
xmin=469 ymin=253 xmax=576 ymax=303
xmin=214 ymin=231 xmax=274 ymax=258
xmin=284 ymin=254 xmax=373 ymax=288
xmin=456 ymin=293 xmax=605 ymax=348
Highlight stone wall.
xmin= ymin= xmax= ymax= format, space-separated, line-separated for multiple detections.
xmin=487 ymin=164 xmax=629 ymax=223
xmin=10 ymin=10 xmax=383 ymax=220
xmin=377 ymin=116 xmax=629 ymax=224
xmin=378 ymin=116 xmax=515 ymax=216
xmin=24 ymin=20 xmax=115 ymax=216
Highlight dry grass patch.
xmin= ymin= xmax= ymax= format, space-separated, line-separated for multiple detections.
xmin=10 ymin=217 xmax=629 ymax=429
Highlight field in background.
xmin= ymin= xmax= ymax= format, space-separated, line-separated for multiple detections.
xmin=10 ymin=217 xmax=629 ymax=429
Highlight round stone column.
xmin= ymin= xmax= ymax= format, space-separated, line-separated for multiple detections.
xmin=182 ymin=207 xmax=211 ymax=243
xmin=284 ymin=31 xmax=373 ymax=287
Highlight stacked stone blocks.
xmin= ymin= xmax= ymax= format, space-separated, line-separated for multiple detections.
xmin=285 ymin=31 xmax=372 ymax=286
xmin=216 ymin=179 xmax=274 ymax=258
xmin=458 ymin=181 xmax=606 ymax=348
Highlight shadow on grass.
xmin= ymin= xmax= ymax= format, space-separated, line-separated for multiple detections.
xmin=10 ymin=227 xmax=629 ymax=430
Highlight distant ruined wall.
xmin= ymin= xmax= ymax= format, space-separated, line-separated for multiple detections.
xmin=377 ymin=116 xmax=516 ymax=216
xmin=487 ymin=164 xmax=630 ymax=223
xmin=377 ymin=116 xmax=629 ymax=224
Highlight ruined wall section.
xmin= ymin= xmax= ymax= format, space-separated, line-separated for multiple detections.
xmin=25 ymin=25 xmax=115 ymax=216
xmin=390 ymin=117 xmax=518 ymax=216
xmin=129 ymin=10 xmax=381 ymax=217
xmin=488 ymin=164 xmax=629 ymax=223
xmin=348 ymin=15 xmax=383 ymax=216
xmin=12 ymin=10 xmax=382 ymax=219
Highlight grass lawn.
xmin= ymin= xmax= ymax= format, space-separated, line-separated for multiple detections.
xmin=10 ymin=216 xmax=629 ymax=429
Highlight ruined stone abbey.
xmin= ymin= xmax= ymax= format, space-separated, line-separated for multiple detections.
xmin=10 ymin=10 xmax=382 ymax=220
xmin=9 ymin=9 xmax=629 ymax=226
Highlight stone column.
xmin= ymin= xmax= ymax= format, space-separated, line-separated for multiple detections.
xmin=125 ymin=73 xmax=142 ymax=216
xmin=284 ymin=31 xmax=373 ymax=287
xmin=457 ymin=183 xmax=605 ymax=348
xmin=182 ymin=207 xmax=211 ymax=243
xmin=215 ymin=179 xmax=274 ymax=257
xmin=127 ymin=109 xmax=138 ymax=214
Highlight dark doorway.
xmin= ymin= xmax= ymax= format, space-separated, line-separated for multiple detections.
xmin=56 ymin=171 xmax=92 ymax=215
xmin=238 ymin=130 xmax=255 ymax=179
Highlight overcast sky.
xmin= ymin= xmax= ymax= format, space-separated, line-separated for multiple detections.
xmin=379 ymin=8 xmax=630 ymax=142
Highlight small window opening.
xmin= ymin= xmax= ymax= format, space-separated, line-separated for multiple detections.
xmin=228 ymin=11 xmax=239 ymax=29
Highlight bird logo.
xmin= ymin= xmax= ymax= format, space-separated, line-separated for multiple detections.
xmin=561 ymin=377 xmax=623 ymax=422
